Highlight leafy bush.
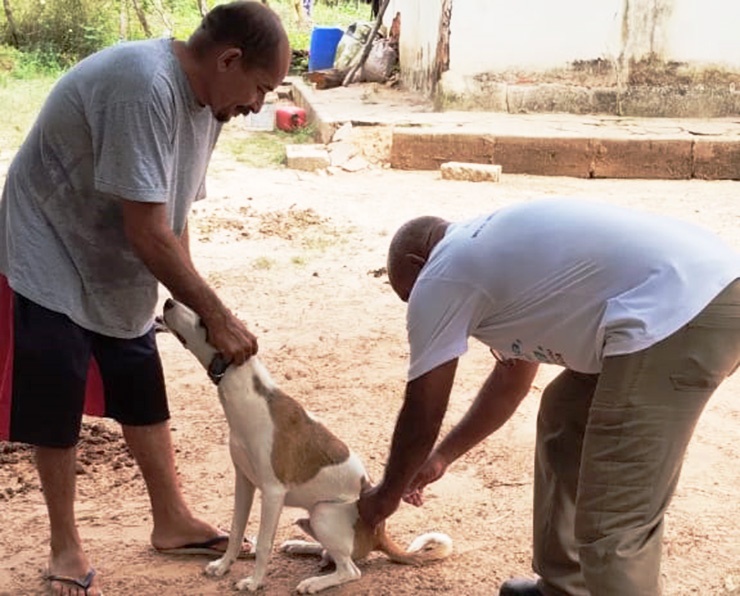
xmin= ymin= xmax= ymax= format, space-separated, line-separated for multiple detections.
xmin=1 ymin=0 xmax=120 ymax=68
xmin=0 ymin=0 xmax=372 ymax=76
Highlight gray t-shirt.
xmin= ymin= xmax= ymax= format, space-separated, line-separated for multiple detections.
xmin=0 ymin=38 xmax=220 ymax=337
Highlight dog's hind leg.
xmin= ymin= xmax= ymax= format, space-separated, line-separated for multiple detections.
xmin=281 ymin=518 xmax=325 ymax=557
xmin=206 ymin=471 xmax=255 ymax=577
xmin=295 ymin=502 xmax=361 ymax=594
xmin=234 ymin=487 xmax=286 ymax=592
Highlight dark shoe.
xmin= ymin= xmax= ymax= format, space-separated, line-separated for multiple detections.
xmin=499 ymin=577 xmax=543 ymax=596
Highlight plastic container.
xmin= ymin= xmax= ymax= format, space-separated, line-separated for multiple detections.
xmin=276 ymin=106 xmax=307 ymax=132
xmin=334 ymin=21 xmax=374 ymax=70
xmin=308 ymin=26 xmax=344 ymax=72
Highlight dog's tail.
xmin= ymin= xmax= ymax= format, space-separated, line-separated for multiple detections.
xmin=374 ymin=526 xmax=453 ymax=566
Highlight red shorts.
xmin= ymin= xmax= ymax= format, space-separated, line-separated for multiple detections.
xmin=0 ymin=277 xmax=169 ymax=447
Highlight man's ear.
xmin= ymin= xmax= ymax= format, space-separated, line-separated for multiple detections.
xmin=216 ymin=47 xmax=243 ymax=73
xmin=407 ymin=253 xmax=426 ymax=271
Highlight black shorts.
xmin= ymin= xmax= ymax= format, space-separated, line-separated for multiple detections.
xmin=0 ymin=278 xmax=169 ymax=448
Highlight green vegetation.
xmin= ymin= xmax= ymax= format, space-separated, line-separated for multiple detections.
xmin=252 ymin=256 xmax=275 ymax=270
xmin=220 ymin=124 xmax=318 ymax=168
xmin=0 ymin=1 xmax=373 ymax=75
xmin=267 ymin=1 xmax=370 ymax=55
xmin=0 ymin=1 xmax=371 ymax=163
xmin=0 ymin=75 xmax=56 ymax=149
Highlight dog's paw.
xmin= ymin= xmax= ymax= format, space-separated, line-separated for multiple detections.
xmin=235 ymin=576 xmax=263 ymax=592
xmin=204 ymin=557 xmax=232 ymax=577
xmin=296 ymin=575 xmax=333 ymax=594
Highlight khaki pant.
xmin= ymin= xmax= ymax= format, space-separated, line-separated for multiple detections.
xmin=532 ymin=279 xmax=740 ymax=596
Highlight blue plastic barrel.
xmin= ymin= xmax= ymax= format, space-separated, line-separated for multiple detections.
xmin=308 ymin=26 xmax=344 ymax=71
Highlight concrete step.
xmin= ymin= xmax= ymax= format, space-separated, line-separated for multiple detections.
xmin=290 ymin=77 xmax=740 ymax=180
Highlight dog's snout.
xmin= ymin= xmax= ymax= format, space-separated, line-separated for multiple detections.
xmin=164 ymin=298 xmax=175 ymax=311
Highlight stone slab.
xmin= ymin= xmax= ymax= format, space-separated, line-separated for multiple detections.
xmin=440 ymin=162 xmax=502 ymax=182
xmin=492 ymin=136 xmax=594 ymax=178
xmin=391 ymin=130 xmax=495 ymax=170
xmin=591 ymin=138 xmax=693 ymax=179
xmin=285 ymin=144 xmax=330 ymax=171
xmin=289 ymin=76 xmax=740 ymax=180
xmin=693 ymin=139 xmax=740 ymax=180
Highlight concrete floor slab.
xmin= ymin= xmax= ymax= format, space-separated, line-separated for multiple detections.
xmin=290 ymin=77 xmax=740 ymax=180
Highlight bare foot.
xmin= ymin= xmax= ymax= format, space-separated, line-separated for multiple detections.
xmin=45 ymin=548 xmax=102 ymax=596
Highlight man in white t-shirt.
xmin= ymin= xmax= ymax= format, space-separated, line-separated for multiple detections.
xmin=358 ymin=198 xmax=740 ymax=596
xmin=0 ymin=3 xmax=290 ymax=594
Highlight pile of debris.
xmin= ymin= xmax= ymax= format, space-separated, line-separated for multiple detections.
xmin=285 ymin=122 xmax=372 ymax=174
xmin=305 ymin=7 xmax=401 ymax=90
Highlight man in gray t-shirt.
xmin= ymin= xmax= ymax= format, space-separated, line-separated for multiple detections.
xmin=0 ymin=2 xmax=290 ymax=594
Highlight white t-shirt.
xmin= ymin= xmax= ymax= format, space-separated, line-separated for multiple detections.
xmin=407 ymin=198 xmax=740 ymax=380
xmin=0 ymin=39 xmax=220 ymax=338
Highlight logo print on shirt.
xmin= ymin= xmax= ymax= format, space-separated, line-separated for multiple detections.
xmin=510 ymin=339 xmax=567 ymax=367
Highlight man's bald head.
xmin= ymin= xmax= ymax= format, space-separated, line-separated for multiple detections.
xmin=387 ymin=216 xmax=449 ymax=301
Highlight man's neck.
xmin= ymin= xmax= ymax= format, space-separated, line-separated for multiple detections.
xmin=171 ymin=39 xmax=208 ymax=107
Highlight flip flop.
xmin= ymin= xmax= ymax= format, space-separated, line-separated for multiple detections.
xmin=154 ymin=535 xmax=254 ymax=559
xmin=44 ymin=568 xmax=102 ymax=595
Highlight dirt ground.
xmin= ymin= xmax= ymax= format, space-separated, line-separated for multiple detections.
xmin=1 ymin=123 xmax=739 ymax=596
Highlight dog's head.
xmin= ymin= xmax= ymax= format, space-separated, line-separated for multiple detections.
xmin=160 ymin=298 xmax=230 ymax=384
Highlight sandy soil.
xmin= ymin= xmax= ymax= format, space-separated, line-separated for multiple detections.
xmin=1 ymin=125 xmax=739 ymax=596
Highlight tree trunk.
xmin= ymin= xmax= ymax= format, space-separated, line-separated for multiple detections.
xmin=2 ymin=0 xmax=21 ymax=48
xmin=119 ymin=0 xmax=128 ymax=40
xmin=196 ymin=0 xmax=209 ymax=17
xmin=131 ymin=0 xmax=152 ymax=38
xmin=343 ymin=0 xmax=390 ymax=86
xmin=151 ymin=0 xmax=173 ymax=36
xmin=292 ymin=0 xmax=308 ymax=25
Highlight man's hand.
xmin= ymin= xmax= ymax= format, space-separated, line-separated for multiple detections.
xmin=121 ymin=200 xmax=258 ymax=364
xmin=402 ymin=451 xmax=448 ymax=507
xmin=357 ymin=483 xmax=402 ymax=530
xmin=202 ymin=309 xmax=258 ymax=366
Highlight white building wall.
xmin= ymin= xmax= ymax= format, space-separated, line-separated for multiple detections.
xmin=448 ymin=0 xmax=623 ymax=74
xmin=386 ymin=0 xmax=740 ymax=87
xmin=664 ymin=0 xmax=740 ymax=64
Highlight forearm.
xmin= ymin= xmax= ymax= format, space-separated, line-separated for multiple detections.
xmin=178 ymin=220 xmax=194 ymax=268
xmin=132 ymin=225 xmax=226 ymax=321
xmin=381 ymin=392 xmax=447 ymax=499
xmin=434 ymin=360 xmax=538 ymax=465
xmin=122 ymin=203 xmax=227 ymax=324
xmin=379 ymin=359 xmax=458 ymax=498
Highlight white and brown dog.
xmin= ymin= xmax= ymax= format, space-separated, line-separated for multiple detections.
xmin=160 ymin=299 xmax=452 ymax=594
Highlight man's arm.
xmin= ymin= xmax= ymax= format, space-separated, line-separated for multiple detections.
xmin=433 ymin=359 xmax=539 ymax=466
xmin=121 ymin=199 xmax=257 ymax=364
xmin=178 ymin=219 xmax=194 ymax=268
xmin=402 ymin=359 xmax=538 ymax=506
xmin=358 ymin=358 xmax=458 ymax=527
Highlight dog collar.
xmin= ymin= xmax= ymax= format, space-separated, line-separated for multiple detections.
xmin=208 ymin=354 xmax=230 ymax=385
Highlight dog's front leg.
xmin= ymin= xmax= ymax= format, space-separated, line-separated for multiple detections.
xmin=205 ymin=471 xmax=255 ymax=578
xmin=235 ymin=487 xmax=286 ymax=592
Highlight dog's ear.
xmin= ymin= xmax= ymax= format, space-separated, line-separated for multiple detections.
xmin=208 ymin=354 xmax=230 ymax=384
